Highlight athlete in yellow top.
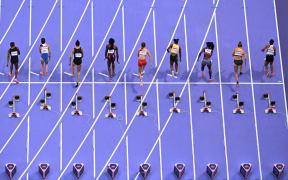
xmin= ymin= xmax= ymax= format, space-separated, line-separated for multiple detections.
xmin=167 ymin=39 xmax=181 ymax=77
xmin=232 ymin=41 xmax=247 ymax=88
xmin=261 ymin=39 xmax=276 ymax=78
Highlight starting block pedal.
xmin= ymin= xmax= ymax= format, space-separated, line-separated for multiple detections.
xmin=232 ymin=93 xmax=244 ymax=114
xmin=263 ymin=92 xmax=276 ymax=113
xmin=136 ymin=95 xmax=148 ymax=116
xmin=174 ymin=163 xmax=185 ymax=179
xmin=107 ymin=163 xmax=119 ymax=179
xmin=105 ymin=96 xmax=117 ymax=118
xmin=40 ymin=89 xmax=52 ymax=111
xmin=139 ymin=163 xmax=151 ymax=179
xmin=8 ymin=95 xmax=20 ymax=118
xmin=73 ymin=163 xmax=84 ymax=179
xmin=200 ymin=91 xmax=212 ymax=113
xmin=240 ymin=163 xmax=251 ymax=179
xmin=169 ymin=92 xmax=181 ymax=113
xmin=39 ymin=163 xmax=50 ymax=179
xmin=5 ymin=163 xmax=16 ymax=179
xmin=206 ymin=163 xmax=218 ymax=179
xmin=273 ymin=163 xmax=285 ymax=179
xmin=71 ymin=94 xmax=83 ymax=116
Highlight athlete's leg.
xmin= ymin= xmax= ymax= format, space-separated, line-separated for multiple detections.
xmin=270 ymin=62 xmax=274 ymax=76
xmin=112 ymin=60 xmax=115 ymax=76
xmin=208 ymin=62 xmax=213 ymax=80
xmin=10 ymin=63 xmax=13 ymax=75
xmin=14 ymin=63 xmax=18 ymax=79
xmin=138 ymin=65 xmax=143 ymax=87
xmin=40 ymin=58 xmax=44 ymax=75
xmin=201 ymin=61 xmax=206 ymax=77
xmin=170 ymin=57 xmax=174 ymax=74
xmin=175 ymin=61 xmax=178 ymax=74
xmin=239 ymin=64 xmax=243 ymax=75
xmin=76 ymin=64 xmax=81 ymax=84
xmin=264 ymin=60 xmax=269 ymax=77
xmin=72 ymin=63 xmax=75 ymax=77
xmin=234 ymin=64 xmax=238 ymax=82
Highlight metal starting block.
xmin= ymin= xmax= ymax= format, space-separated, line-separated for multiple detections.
xmin=71 ymin=94 xmax=83 ymax=116
xmin=139 ymin=163 xmax=151 ymax=179
xmin=200 ymin=90 xmax=212 ymax=113
xmin=273 ymin=163 xmax=285 ymax=179
xmin=105 ymin=96 xmax=117 ymax=118
xmin=40 ymin=88 xmax=52 ymax=110
xmin=263 ymin=92 xmax=276 ymax=113
xmin=73 ymin=163 xmax=84 ymax=179
xmin=107 ymin=163 xmax=119 ymax=179
xmin=206 ymin=163 xmax=218 ymax=179
xmin=174 ymin=163 xmax=185 ymax=179
xmin=5 ymin=163 xmax=16 ymax=179
xmin=136 ymin=95 xmax=148 ymax=116
xmin=39 ymin=163 xmax=50 ymax=179
xmin=240 ymin=163 xmax=252 ymax=179
xmin=232 ymin=93 xmax=244 ymax=114
xmin=8 ymin=95 xmax=20 ymax=118
xmin=169 ymin=92 xmax=181 ymax=113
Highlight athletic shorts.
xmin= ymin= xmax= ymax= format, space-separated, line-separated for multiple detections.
xmin=73 ymin=59 xmax=82 ymax=66
xmin=170 ymin=55 xmax=178 ymax=65
xmin=41 ymin=53 xmax=49 ymax=64
xmin=234 ymin=59 xmax=243 ymax=66
xmin=138 ymin=59 xmax=147 ymax=67
xmin=201 ymin=59 xmax=212 ymax=71
xmin=265 ymin=55 xmax=274 ymax=63
xmin=11 ymin=60 xmax=18 ymax=64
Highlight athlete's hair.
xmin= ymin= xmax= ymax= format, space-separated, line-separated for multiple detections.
xmin=238 ymin=41 xmax=242 ymax=47
xmin=10 ymin=42 xmax=15 ymax=47
xmin=269 ymin=39 xmax=274 ymax=45
xmin=174 ymin=39 xmax=179 ymax=44
xmin=141 ymin=42 xmax=146 ymax=48
xmin=41 ymin=38 xmax=46 ymax=44
xmin=109 ymin=38 xmax=115 ymax=50
xmin=75 ymin=40 xmax=80 ymax=46
xmin=207 ymin=42 xmax=214 ymax=50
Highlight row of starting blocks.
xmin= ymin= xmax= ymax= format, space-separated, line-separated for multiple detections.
xmin=4 ymin=162 xmax=285 ymax=179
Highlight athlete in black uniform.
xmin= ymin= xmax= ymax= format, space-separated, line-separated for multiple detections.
xmin=69 ymin=40 xmax=83 ymax=87
xmin=7 ymin=42 xmax=20 ymax=83
xmin=105 ymin=38 xmax=119 ymax=81
xmin=197 ymin=42 xmax=214 ymax=81
xmin=261 ymin=39 xmax=276 ymax=78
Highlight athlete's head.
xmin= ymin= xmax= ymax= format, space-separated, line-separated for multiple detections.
xmin=41 ymin=38 xmax=46 ymax=44
xmin=174 ymin=39 xmax=179 ymax=44
xmin=238 ymin=41 xmax=242 ymax=48
xmin=109 ymin=38 xmax=115 ymax=46
xmin=207 ymin=42 xmax=214 ymax=50
xmin=10 ymin=42 xmax=15 ymax=47
xmin=141 ymin=42 xmax=146 ymax=48
xmin=75 ymin=40 xmax=80 ymax=46
xmin=269 ymin=39 xmax=274 ymax=45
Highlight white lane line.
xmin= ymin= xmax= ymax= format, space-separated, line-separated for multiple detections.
xmin=26 ymin=117 xmax=30 ymax=164
xmin=152 ymin=9 xmax=157 ymax=67
xmin=59 ymin=122 xmax=63 ymax=171
xmin=30 ymin=71 xmax=39 ymax=76
xmin=64 ymin=72 xmax=73 ymax=76
xmin=243 ymin=0 xmax=263 ymax=179
xmin=122 ymin=5 xmax=126 ymax=62
xmin=156 ymin=79 xmax=163 ymax=180
xmin=93 ymin=129 xmax=96 ymax=178
xmin=28 ymin=58 xmax=31 ymax=106
xmin=98 ymin=72 xmax=109 ymax=78
xmin=0 ymin=0 xmax=25 ymax=45
xmin=134 ymin=0 xmax=220 ymax=178
xmin=60 ymin=63 xmax=63 ymax=112
xmin=0 ymin=72 xmax=4 ymax=75
xmin=124 ymin=73 xmax=129 ymax=180
xmin=273 ymin=0 xmax=288 ymax=127
xmin=91 ymin=1 xmax=94 ymax=57
xmin=184 ymin=14 xmax=189 ymax=72
xmin=29 ymin=0 xmax=32 ymax=46
xmin=0 ymin=0 xmax=58 ymax=100
xmin=92 ymin=68 xmax=95 ymax=118
xmin=1 ymin=0 xmax=91 ymax=169
xmin=214 ymin=12 xmax=230 ymax=179
xmin=60 ymin=0 xmax=63 ymax=51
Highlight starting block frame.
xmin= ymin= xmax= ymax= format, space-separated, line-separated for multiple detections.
xmin=107 ymin=163 xmax=119 ymax=179
xmin=136 ymin=95 xmax=148 ymax=116
xmin=105 ymin=96 xmax=116 ymax=118
xmin=273 ymin=163 xmax=285 ymax=179
xmin=40 ymin=88 xmax=52 ymax=111
xmin=8 ymin=95 xmax=20 ymax=118
xmin=232 ymin=92 xmax=244 ymax=114
xmin=240 ymin=163 xmax=252 ymax=179
xmin=169 ymin=91 xmax=180 ymax=113
xmin=71 ymin=94 xmax=83 ymax=116
xmin=73 ymin=163 xmax=84 ymax=179
xmin=139 ymin=163 xmax=151 ymax=179
xmin=5 ymin=163 xmax=16 ymax=179
xmin=263 ymin=92 xmax=276 ymax=113
xmin=200 ymin=90 xmax=212 ymax=113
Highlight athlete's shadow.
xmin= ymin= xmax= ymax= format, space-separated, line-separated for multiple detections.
xmin=251 ymin=66 xmax=265 ymax=82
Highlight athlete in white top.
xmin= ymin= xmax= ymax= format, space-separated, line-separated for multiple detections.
xmin=39 ymin=38 xmax=51 ymax=75
xmin=261 ymin=39 xmax=276 ymax=78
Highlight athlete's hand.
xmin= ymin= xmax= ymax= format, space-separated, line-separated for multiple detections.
xmin=6 ymin=63 xmax=8 ymax=67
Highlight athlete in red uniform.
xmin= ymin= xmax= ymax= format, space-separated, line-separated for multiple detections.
xmin=137 ymin=42 xmax=151 ymax=87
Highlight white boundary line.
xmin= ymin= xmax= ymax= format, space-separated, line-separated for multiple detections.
xmin=29 ymin=0 xmax=32 ymax=46
xmin=184 ymin=14 xmax=189 ymax=72
xmin=91 ymin=0 xmax=94 ymax=57
xmin=243 ymin=0 xmax=263 ymax=179
xmin=92 ymin=68 xmax=95 ymax=118
xmin=0 ymin=0 xmax=58 ymax=100
xmin=214 ymin=12 xmax=230 ymax=179
xmin=93 ymin=129 xmax=96 ymax=178
xmin=0 ymin=0 xmax=91 ymax=155
xmin=152 ymin=9 xmax=157 ymax=67
xmin=26 ymin=117 xmax=30 ymax=180
xmin=124 ymin=73 xmax=130 ymax=180
xmin=0 ymin=0 xmax=25 ymax=45
xmin=59 ymin=122 xmax=63 ymax=171
xmin=273 ymin=0 xmax=288 ymax=127
xmin=156 ymin=79 xmax=163 ymax=180
xmin=98 ymin=72 xmax=109 ymax=78
xmin=60 ymin=63 xmax=63 ymax=112
xmin=60 ymin=0 xmax=63 ymax=51
xmin=122 ymin=5 xmax=126 ymax=62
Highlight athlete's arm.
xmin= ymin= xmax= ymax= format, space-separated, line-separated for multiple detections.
xmin=197 ymin=48 xmax=204 ymax=61
xmin=261 ymin=45 xmax=268 ymax=52
xmin=7 ymin=50 xmax=10 ymax=67
xmin=39 ymin=46 xmax=41 ymax=54
xmin=179 ymin=46 xmax=182 ymax=62
xmin=48 ymin=44 xmax=51 ymax=60
xmin=167 ymin=44 xmax=172 ymax=53
xmin=115 ymin=46 xmax=119 ymax=63
xmin=69 ymin=49 xmax=74 ymax=65
xmin=147 ymin=49 xmax=152 ymax=66
xmin=243 ymin=50 xmax=247 ymax=66
xmin=17 ymin=47 xmax=20 ymax=55
xmin=81 ymin=48 xmax=84 ymax=58
xmin=274 ymin=46 xmax=276 ymax=56
xmin=232 ymin=49 xmax=235 ymax=56
xmin=105 ymin=45 xmax=108 ymax=58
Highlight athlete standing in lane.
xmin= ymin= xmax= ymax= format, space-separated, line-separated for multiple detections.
xmin=261 ymin=39 xmax=276 ymax=78
xmin=137 ymin=42 xmax=152 ymax=87
xmin=232 ymin=41 xmax=247 ymax=88
xmin=7 ymin=42 xmax=20 ymax=83
xmin=197 ymin=42 xmax=214 ymax=81
xmin=167 ymin=39 xmax=181 ymax=77
xmin=39 ymin=38 xmax=51 ymax=75
xmin=69 ymin=40 xmax=83 ymax=88
xmin=105 ymin=38 xmax=119 ymax=81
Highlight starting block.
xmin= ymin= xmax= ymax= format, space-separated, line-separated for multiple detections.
xmin=8 ymin=95 xmax=20 ymax=118
xmin=40 ymin=88 xmax=52 ymax=110
xmin=263 ymin=92 xmax=276 ymax=113
xmin=232 ymin=93 xmax=244 ymax=114
xmin=273 ymin=163 xmax=285 ymax=179
xmin=73 ymin=163 xmax=84 ymax=179
xmin=39 ymin=163 xmax=50 ymax=179
xmin=200 ymin=90 xmax=212 ymax=113
xmin=240 ymin=163 xmax=251 ymax=179
xmin=206 ymin=163 xmax=218 ymax=179
xmin=5 ymin=163 xmax=16 ymax=179
xmin=174 ymin=163 xmax=185 ymax=179
xmin=107 ymin=163 xmax=119 ymax=179
xmin=105 ymin=96 xmax=116 ymax=118
xmin=169 ymin=92 xmax=180 ymax=113
xmin=136 ymin=95 xmax=148 ymax=116
xmin=139 ymin=163 xmax=151 ymax=179
xmin=71 ymin=94 xmax=83 ymax=116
